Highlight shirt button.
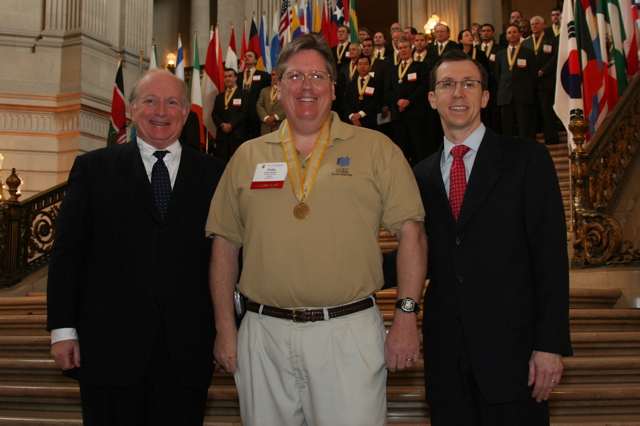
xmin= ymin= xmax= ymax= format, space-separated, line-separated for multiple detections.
xmin=457 ymin=276 xmax=464 ymax=283
xmin=455 ymin=237 xmax=461 ymax=245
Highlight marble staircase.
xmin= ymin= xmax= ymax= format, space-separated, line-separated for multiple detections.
xmin=0 ymin=289 xmax=639 ymax=425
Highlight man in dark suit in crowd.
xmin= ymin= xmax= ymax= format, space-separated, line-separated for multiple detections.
xmin=47 ymin=69 xmax=225 ymax=425
xmin=499 ymin=9 xmax=523 ymax=46
xmin=387 ymin=39 xmax=431 ymax=165
xmin=240 ymin=50 xmax=271 ymax=139
xmin=332 ymin=24 xmax=351 ymax=70
xmin=212 ymin=68 xmax=250 ymax=161
xmin=426 ymin=24 xmax=458 ymax=69
xmin=414 ymin=49 xmax=572 ymax=425
xmin=545 ymin=7 xmax=562 ymax=38
xmin=523 ymin=16 xmax=561 ymax=145
xmin=343 ymin=55 xmax=383 ymax=129
xmin=495 ymin=24 xmax=537 ymax=140
xmin=479 ymin=23 xmax=505 ymax=133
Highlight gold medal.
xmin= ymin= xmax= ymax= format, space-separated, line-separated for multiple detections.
xmin=399 ymin=79 xmax=403 ymax=83
xmin=294 ymin=202 xmax=310 ymax=219
xmin=359 ymin=95 xmax=364 ymax=100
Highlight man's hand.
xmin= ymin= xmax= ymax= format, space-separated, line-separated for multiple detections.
xmin=381 ymin=107 xmax=389 ymax=119
xmin=213 ymin=329 xmax=238 ymax=374
xmin=385 ymin=313 xmax=420 ymax=372
xmin=528 ymin=350 xmax=563 ymax=402
xmin=265 ymin=116 xmax=276 ymax=127
xmin=397 ymin=99 xmax=410 ymax=112
xmin=221 ymin=123 xmax=233 ymax=133
xmin=51 ymin=339 xmax=81 ymax=370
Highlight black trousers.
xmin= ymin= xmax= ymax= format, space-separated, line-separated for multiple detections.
xmin=79 ymin=324 xmax=209 ymax=426
xmin=429 ymin=339 xmax=550 ymax=426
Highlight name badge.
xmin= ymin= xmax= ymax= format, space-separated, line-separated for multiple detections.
xmin=252 ymin=75 xmax=262 ymax=81
xmin=543 ymin=44 xmax=553 ymax=53
xmin=407 ymin=72 xmax=417 ymax=81
xmin=489 ymin=53 xmax=496 ymax=62
xmin=250 ymin=162 xmax=288 ymax=189
xmin=345 ymin=51 xmax=351 ymax=58
xmin=517 ymin=58 xmax=527 ymax=68
xmin=365 ymin=86 xmax=375 ymax=95
xmin=369 ymin=72 xmax=375 ymax=77
xmin=233 ymin=98 xmax=242 ymax=106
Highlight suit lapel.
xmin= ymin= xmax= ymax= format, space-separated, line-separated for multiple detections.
xmin=116 ymin=141 xmax=162 ymax=222
xmin=165 ymin=146 xmax=205 ymax=222
xmin=416 ymin=149 xmax=456 ymax=229
xmin=456 ymin=130 xmax=502 ymax=227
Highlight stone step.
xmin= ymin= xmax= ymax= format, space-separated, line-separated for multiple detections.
xmin=571 ymin=331 xmax=640 ymax=356
xmin=561 ymin=356 xmax=640 ymax=384
xmin=0 ymin=296 xmax=47 ymax=316
xmin=570 ymin=309 xmax=640 ymax=331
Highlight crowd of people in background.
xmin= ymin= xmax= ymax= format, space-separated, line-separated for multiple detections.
xmin=207 ymin=7 xmax=565 ymax=165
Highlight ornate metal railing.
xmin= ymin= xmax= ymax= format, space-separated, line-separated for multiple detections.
xmin=570 ymin=74 xmax=640 ymax=266
xmin=0 ymin=170 xmax=67 ymax=288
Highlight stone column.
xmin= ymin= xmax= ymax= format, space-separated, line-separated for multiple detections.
xmin=191 ymin=0 xmax=210 ymax=62
xmin=398 ymin=0 xmax=428 ymax=33
xmin=469 ymin=0 xmax=502 ymax=32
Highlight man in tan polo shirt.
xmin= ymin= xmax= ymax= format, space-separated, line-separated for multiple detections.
xmin=206 ymin=35 xmax=426 ymax=426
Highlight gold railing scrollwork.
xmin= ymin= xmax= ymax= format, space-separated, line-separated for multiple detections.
xmin=0 ymin=170 xmax=67 ymax=288
xmin=570 ymin=74 xmax=640 ymax=266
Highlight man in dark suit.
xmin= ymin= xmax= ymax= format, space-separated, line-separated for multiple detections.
xmin=499 ymin=9 xmax=523 ymax=46
xmin=495 ymin=24 xmax=537 ymax=140
xmin=414 ymin=49 xmax=572 ymax=425
xmin=387 ymin=39 xmax=431 ymax=165
xmin=212 ymin=68 xmax=250 ymax=161
xmin=523 ymin=16 xmax=561 ymax=145
xmin=479 ymin=23 xmax=505 ymax=133
xmin=426 ymin=24 xmax=458 ymax=69
xmin=332 ymin=24 xmax=351 ymax=71
xmin=240 ymin=50 xmax=271 ymax=139
xmin=343 ymin=55 xmax=383 ymax=129
xmin=545 ymin=7 xmax=562 ymax=38
xmin=47 ymin=69 xmax=225 ymax=425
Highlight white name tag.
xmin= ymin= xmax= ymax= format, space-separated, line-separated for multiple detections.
xmin=489 ymin=53 xmax=496 ymax=62
xmin=345 ymin=51 xmax=351 ymax=57
xmin=233 ymin=98 xmax=242 ymax=106
xmin=369 ymin=72 xmax=375 ymax=77
xmin=543 ymin=44 xmax=553 ymax=53
xmin=365 ymin=86 xmax=375 ymax=95
xmin=407 ymin=72 xmax=417 ymax=81
xmin=252 ymin=75 xmax=262 ymax=81
xmin=251 ymin=162 xmax=288 ymax=189
xmin=517 ymin=58 xmax=527 ymax=68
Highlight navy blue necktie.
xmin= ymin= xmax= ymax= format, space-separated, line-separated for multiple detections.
xmin=152 ymin=151 xmax=171 ymax=220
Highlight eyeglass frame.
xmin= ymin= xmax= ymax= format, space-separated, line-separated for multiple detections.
xmin=434 ymin=79 xmax=483 ymax=90
xmin=280 ymin=71 xmax=333 ymax=84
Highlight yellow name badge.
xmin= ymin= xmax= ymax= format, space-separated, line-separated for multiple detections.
xmin=250 ymin=162 xmax=288 ymax=189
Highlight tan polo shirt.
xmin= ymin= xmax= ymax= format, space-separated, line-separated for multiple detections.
xmin=206 ymin=112 xmax=424 ymax=308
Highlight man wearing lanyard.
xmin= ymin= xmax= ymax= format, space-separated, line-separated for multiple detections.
xmin=241 ymin=50 xmax=271 ymax=139
xmin=206 ymin=35 xmax=426 ymax=426
xmin=413 ymin=49 xmax=571 ymax=425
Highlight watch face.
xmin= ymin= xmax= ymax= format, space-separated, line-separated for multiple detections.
xmin=402 ymin=299 xmax=415 ymax=311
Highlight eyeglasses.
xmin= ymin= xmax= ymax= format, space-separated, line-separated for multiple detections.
xmin=435 ymin=80 xmax=482 ymax=90
xmin=281 ymin=71 xmax=331 ymax=84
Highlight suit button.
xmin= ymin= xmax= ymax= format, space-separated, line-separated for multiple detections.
xmin=154 ymin=300 xmax=162 ymax=307
xmin=455 ymin=237 xmax=461 ymax=245
xmin=457 ymin=276 xmax=463 ymax=283
xmin=455 ymin=318 xmax=461 ymax=325
xmin=159 ymin=228 xmax=167 ymax=234
xmin=159 ymin=262 xmax=167 ymax=269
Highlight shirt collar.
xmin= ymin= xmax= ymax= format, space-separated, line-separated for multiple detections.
xmin=441 ymin=123 xmax=485 ymax=164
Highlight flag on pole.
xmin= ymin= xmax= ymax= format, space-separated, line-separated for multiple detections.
xmin=299 ymin=0 xmax=308 ymax=35
xmin=576 ymin=0 xmax=605 ymax=135
xmin=279 ymin=0 xmax=292 ymax=48
xmin=225 ymin=23 xmax=239 ymax=72
xmin=191 ymin=31 xmax=205 ymax=150
xmin=306 ymin=0 xmax=313 ymax=34
xmin=176 ymin=33 xmax=185 ymax=81
xmin=107 ymin=54 xmax=127 ymax=146
xmin=621 ymin=0 xmax=639 ymax=77
xmin=271 ymin=8 xmax=281 ymax=68
xmin=323 ymin=0 xmax=338 ymax=47
xmin=597 ymin=0 xmax=626 ymax=110
xmin=249 ymin=14 xmax=263 ymax=69
xmin=554 ymin=0 xmax=584 ymax=148
xmin=333 ymin=0 xmax=346 ymax=26
xmin=202 ymin=25 xmax=223 ymax=141
xmin=240 ymin=18 xmax=248 ymax=72
xmin=292 ymin=3 xmax=302 ymax=39
xmin=349 ymin=0 xmax=359 ymax=42
xmin=149 ymin=39 xmax=158 ymax=70
xmin=258 ymin=13 xmax=271 ymax=71
xmin=313 ymin=0 xmax=322 ymax=33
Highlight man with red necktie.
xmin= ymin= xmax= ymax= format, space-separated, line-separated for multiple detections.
xmin=412 ymin=50 xmax=571 ymax=425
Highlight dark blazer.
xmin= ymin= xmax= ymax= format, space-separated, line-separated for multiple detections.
xmin=386 ymin=59 xmax=430 ymax=120
xmin=47 ymin=141 xmax=225 ymax=389
xmin=544 ymin=26 xmax=560 ymax=39
xmin=522 ymin=34 xmax=559 ymax=90
xmin=413 ymin=129 xmax=572 ymax=405
xmin=240 ymin=69 xmax=271 ymax=126
xmin=495 ymin=46 xmax=537 ymax=105
xmin=343 ymin=75 xmax=383 ymax=129
xmin=426 ymin=40 xmax=459 ymax=68
xmin=212 ymin=87 xmax=250 ymax=160
xmin=332 ymin=42 xmax=351 ymax=70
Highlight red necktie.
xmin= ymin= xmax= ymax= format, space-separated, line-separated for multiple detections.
xmin=449 ymin=145 xmax=471 ymax=221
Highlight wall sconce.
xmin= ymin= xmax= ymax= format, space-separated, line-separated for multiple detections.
xmin=424 ymin=14 xmax=442 ymax=35
xmin=167 ymin=52 xmax=176 ymax=72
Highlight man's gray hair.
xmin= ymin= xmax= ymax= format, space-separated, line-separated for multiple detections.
xmin=129 ymin=69 xmax=191 ymax=112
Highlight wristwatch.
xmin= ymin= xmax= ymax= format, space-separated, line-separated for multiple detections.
xmin=395 ymin=298 xmax=420 ymax=314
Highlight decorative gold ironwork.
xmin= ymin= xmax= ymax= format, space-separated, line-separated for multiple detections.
xmin=570 ymin=74 xmax=640 ymax=266
xmin=0 ymin=171 xmax=67 ymax=288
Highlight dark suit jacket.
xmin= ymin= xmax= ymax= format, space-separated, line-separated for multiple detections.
xmin=212 ymin=88 xmax=250 ymax=142
xmin=386 ymin=60 xmax=430 ymax=120
xmin=413 ymin=129 xmax=572 ymax=405
xmin=522 ymin=34 xmax=559 ymax=90
xmin=426 ymin=40 xmax=459 ymax=68
xmin=495 ymin=46 xmax=537 ymax=105
xmin=332 ymin=42 xmax=351 ymax=70
xmin=240 ymin=69 xmax=271 ymax=124
xmin=343 ymin=75 xmax=383 ymax=129
xmin=47 ymin=141 xmax=225 ymax=389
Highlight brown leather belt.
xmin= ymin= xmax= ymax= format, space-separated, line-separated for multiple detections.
xmin=245 ymin=297 xmax=374 ymax=323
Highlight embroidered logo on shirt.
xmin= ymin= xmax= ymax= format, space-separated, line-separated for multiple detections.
xmin=332 ymin=156 xmax=352 ymax=176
